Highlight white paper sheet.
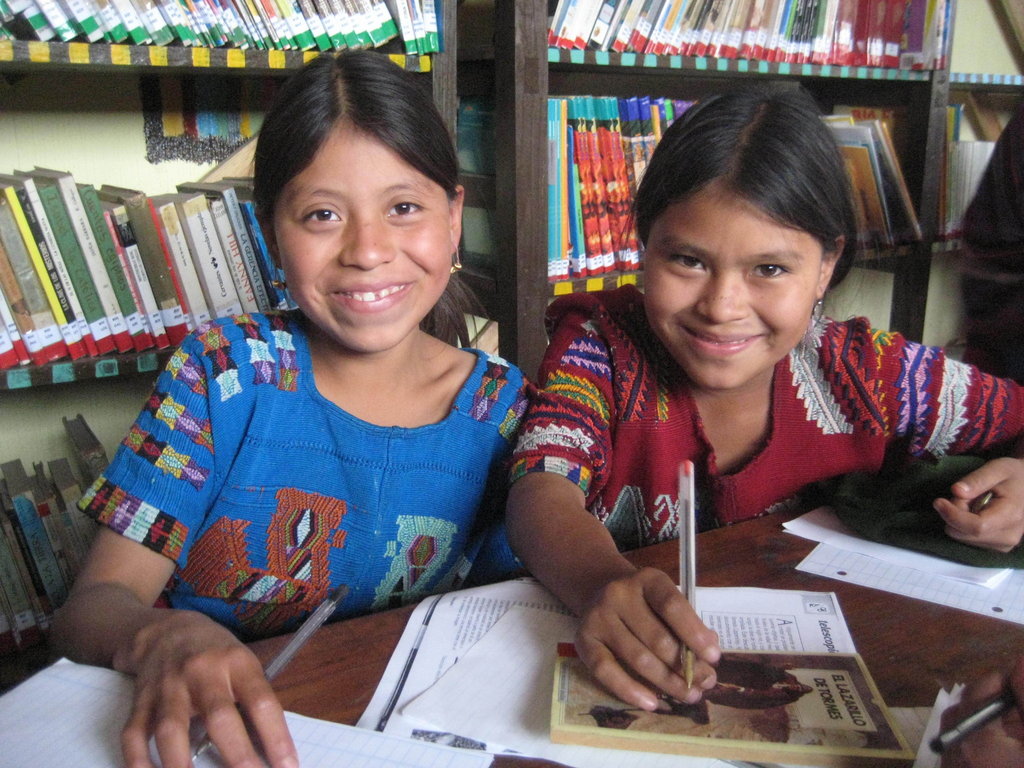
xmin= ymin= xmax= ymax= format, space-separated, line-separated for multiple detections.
xmin=783 ymin=507 xmax=1011 ymax=588
xmin=0 ymin=658 xmax=491 ymax=768
xmin=795 ymin=542 xmax=1024 ymax=625
xmin=363 ymin=579 xmax=860 ymax=768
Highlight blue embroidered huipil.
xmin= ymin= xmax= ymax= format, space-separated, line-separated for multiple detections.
xmin=80 ymin=313 xmax=529 ymax=639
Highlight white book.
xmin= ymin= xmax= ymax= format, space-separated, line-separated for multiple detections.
xmin=207 ymin=198 xmax=258 ymax=314
xmin=175 ymin=193 xmax=243 ymax=321
xmin=149 ymin=194 xmax=211 ymax=331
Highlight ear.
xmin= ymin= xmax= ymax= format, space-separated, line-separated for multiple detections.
xmin=817 ymin=235 xmax=843 ymax=298
xmin=449 ymin=185 xmax=465 ymax=252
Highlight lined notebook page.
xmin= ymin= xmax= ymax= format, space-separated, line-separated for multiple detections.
xmin=1 ymin=658 xmax=489 ymax=768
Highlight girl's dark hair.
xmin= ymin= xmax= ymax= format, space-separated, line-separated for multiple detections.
xmin=634 ymin=87 xmax=858 ymax=289
xmin=254 ymin=51 xmax=476 ymax=346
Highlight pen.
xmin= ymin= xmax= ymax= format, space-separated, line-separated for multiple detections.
xmin=678 ymin=460 xmax=696 ymax=690
xmin=192 ymin=583 xmax=349 ymax=762
xmin=930 ymin=686 xmax=1016 ymax=754
xmin=970 ymin=490 xmax=994 ymax=514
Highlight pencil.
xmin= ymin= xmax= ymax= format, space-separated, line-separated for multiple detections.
xmin=192 ymin=583 xmax=349 ymax=762
xmin=678 ymin=460 xmax=696 ymax=689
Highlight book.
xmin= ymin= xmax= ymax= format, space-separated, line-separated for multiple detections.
xmin=0 ymin=174 xmax=90 ymax=359
xmin=97 ymin=185 xmax=189 ymax=346
xmin=27 ymin=168 xmax=134 ymax=353
xmin=0 ymin=460 xmax=68 ymax=610
xmin=77 ymin=183 xmax=152 ymax=352
xmin=0 ymin=192 xmax=68 ymax=365
xmin=208 ymin=194 xmax=259 ymax=312
xmin=551 ymin=645 xmax=915 ymax=766
xmin=101 ymin=201 xmax=167 ymax=349
xmin=24 ymin=174 xmax=119 ymax=356
xmin=62 ymin=413 xmax=110 ymax=485
xmin=48 ymin=457 xmax=97 ymax=563
xmin=147 ymin=193 xmax=212 ymax=331
xmin=0 ymin=518 xmax=40 ymax=650
xmin=28 ymin=461 xmax=76 ymax=588
xmin=174 ymin=191 xmax=244 ymax=320
xmin=177 ymin=182 xmax=270 ymax=311
xmin=0 ymin=483 xmax=46 ymax=645
xmin=0 ymin=247 xmax=31 ymax=368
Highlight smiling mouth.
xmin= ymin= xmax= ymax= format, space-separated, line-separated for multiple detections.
xmin=341 ymin=285 xmax=405 ymax=302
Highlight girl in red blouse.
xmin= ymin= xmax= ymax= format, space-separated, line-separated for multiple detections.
xmin=507 ymin=88 xmax=1024 ymax=714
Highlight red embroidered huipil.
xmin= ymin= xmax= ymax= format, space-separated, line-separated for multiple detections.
xmin=510 ymin=286 xmax=1024 ymax=549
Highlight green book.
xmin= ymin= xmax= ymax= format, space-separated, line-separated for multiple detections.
xmin=78 ymin=183 xmax=150 ymax=351
xmin=32 ymin=182 xmax=117 ymax=355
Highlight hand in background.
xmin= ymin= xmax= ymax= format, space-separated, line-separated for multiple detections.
xmin=934 ymin=457 xmax=1024 ymax=552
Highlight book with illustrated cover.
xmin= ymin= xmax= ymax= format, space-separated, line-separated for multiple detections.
xmin=551 ymin=645 xmax=914 ymax=767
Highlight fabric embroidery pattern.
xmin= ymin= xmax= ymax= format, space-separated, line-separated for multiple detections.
xmin=80 ymin=479 xmax=187 ymax=559
xmin=374 ymin=515 xmax=457 ymax=608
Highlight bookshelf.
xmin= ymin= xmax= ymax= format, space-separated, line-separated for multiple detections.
xmin=0 ymin=4 xmax=459 ymax=677
xmin=484 ymin=2 xmax=961 ymax=378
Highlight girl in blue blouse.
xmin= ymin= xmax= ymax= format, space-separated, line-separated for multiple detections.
xmin=51 ymin=51 xmax=529 ymax=768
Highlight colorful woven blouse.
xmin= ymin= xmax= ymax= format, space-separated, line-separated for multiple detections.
xmin=80 ymin=312 xmax=530 ymax=639
xmin=510 ymin=286 xmax=1024 ymax=549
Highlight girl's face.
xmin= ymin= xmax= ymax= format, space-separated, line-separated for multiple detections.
xmin=269 ymin=122 xmax=463 ymax=358
xmin=643 ymin=181 xmax=839 ymax=400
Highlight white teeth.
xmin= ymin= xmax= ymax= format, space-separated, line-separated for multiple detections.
xmin=346 ymin=285 xmax=403 ymax=302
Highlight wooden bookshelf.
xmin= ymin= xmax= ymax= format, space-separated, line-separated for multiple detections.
xmin=486 ymin=5 xmax=954 ymax=377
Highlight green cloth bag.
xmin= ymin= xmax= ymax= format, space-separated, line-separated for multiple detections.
xmin=827 ymin=455 xmax=1024 ymax=568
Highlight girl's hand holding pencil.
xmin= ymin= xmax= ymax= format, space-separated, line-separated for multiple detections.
xmin=574 ymin=566 xmax=720 ymax=712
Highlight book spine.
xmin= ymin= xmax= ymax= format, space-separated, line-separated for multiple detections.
xmin=0 ymin=523 xmax=40 ymax=649
xmin=18 ymin=178 xmax=98 ymax=357
xmin=207 ymin=198 xmax=258 ymax=313
xmin=151 ymin=200 xmax=209 ymax=331
xmin=101 ymin=207 xmax=156 ymax=351
xmin=79 ymin=184 xmax=152 ymax=352
xmin=4 ymin=185 xmax=88 ymax=360
xmin=0 ymin=243 xmax=32 ymax=366
xmin=0 ymin=196 xmax=68 ymax=365
xmin=54 ymin=176 xmax=134 ymax=353
xmin=239 ymin=200 xmax=290 ymax=309
xmin=34 ymin=182 xmax=116 ymax=355
xmin=0 ymin=499 xmax=47 ymax=639
xmin=3 ymin=476 xmax=67 ymax=609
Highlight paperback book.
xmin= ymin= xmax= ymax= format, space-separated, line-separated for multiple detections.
xmin=551 ymin=645 xmax=914 ymax=767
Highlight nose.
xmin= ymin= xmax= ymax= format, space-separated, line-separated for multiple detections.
xmin=695 ymin=273 xmax=748 ymax=323
xmin=339 ymin=216 xmax=393 ymax=269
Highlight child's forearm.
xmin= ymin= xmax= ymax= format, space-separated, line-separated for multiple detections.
xmin=50 ymin=582 xmax=169 ymax=670
xmin=507 ymin=472 xmax=637 ymax=614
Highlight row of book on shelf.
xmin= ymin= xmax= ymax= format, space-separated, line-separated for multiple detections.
xmin=0 ymin=165 xmax=297 ymax=370
xmin=0 ymin=0 xmax=443 ymax=54
xmin=548 ymin=0 xmax=954 ymax=70
xmin=547 ymin=95 xmax=922 ymax=281
xmin=941 ymin=101 xmax=996 ymax=241
xmin=0 ymin=414 xmax=108 ymax=656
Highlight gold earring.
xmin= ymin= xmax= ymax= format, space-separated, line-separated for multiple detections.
xmin=450 ymin=249 xmax=463 ymax=274
xmin=272 ymin=279 xmax=288 ymax=289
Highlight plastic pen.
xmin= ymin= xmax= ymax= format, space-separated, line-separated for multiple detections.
xmin=191 ymin=583 xmax=349 ymax=762
xmin=678 ymin=460 xmax=696 ymax=689
xmin=930 ymin=686 xmax=1016 ymax=754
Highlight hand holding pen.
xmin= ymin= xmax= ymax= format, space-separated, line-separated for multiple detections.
xmin=933 ymin=455 xmax=1024 ymax=553
xmin=191 ymin=584 xmax=349 ymax=765
xmin=933 ymin=656 xmax=1024 ymax=768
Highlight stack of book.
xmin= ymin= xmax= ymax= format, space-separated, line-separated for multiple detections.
xmin=0 ymin=414 xmax=107 ymax=657
xmin=0 ymin=0 xmax=444 ymax=55
xmin=548 ymin=94 xmax=922 ymax=282
xmin=548 ymin=94 xmax=693 ymax=281
xmin=0 ymin=167 xmax=292 ymax=370
xmin=548 ymin=0 xmax=954 ymax=70
xmin=824 ymin=111 xmax=922 ymax=250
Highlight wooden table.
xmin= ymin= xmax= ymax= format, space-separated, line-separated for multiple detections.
xmin=249 ymin=514 xmax=1024 ymax=765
